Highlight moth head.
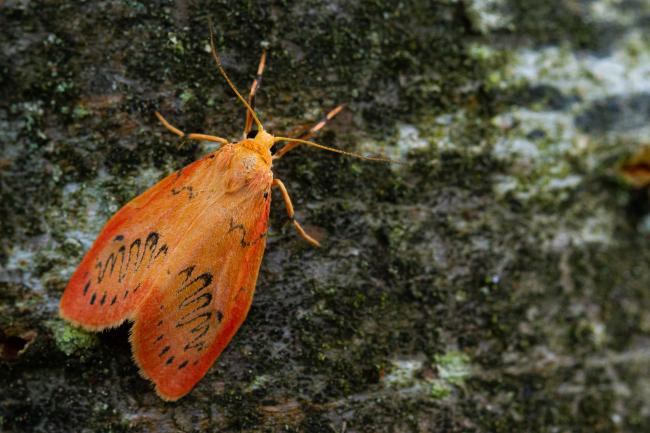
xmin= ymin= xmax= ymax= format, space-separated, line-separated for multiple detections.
xmin=241 ymin=129 xmax=274 ymax=165
xmin=246 ymin=128 xmax=274 ymax=150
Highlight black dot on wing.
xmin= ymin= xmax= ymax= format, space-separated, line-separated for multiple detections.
xmin=216 ymin=311 xmax=224 ymax=323
xmin=123 ymin=289 xmax=129 ymax=299
xmin=100 ymin=291 xmax=107 ymax=306
xmin=90 ymin=293 xmax=96 ymax=305
xmin=178 ymin=360 xmax=188 ymax=369
xmin=157 ymin=320 xmax=163 ymax=326
xmin=166 ymin=356 xmax=175 ymax=365
xmin=159 ymin=345 xmax=170 ymax=357
xmin=83 ymin=281 xmax=90 ymax=296
xmin=111 ymin=295 xmax=117 ymax=305
xmin=155 ymin=334 xmax=164 ymax=343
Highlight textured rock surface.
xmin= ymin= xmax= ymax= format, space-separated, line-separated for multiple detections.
xmin=2 ymin=0 xmax=650 ymax=432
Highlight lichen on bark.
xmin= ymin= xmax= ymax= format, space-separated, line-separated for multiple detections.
xmin=1 ymin=0 xmax=650 ymax=432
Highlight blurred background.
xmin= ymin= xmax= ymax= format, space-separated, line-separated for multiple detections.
xmin=1 ymin=1 xmax=650 ymax=432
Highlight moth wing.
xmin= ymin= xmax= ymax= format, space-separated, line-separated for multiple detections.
xmin=59 ymin=152 xmax=226 ymax=330
xmin=130 ymin=168 xmax=272 ymax=400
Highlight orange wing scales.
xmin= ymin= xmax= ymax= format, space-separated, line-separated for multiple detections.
xmin=60 ymin=228 xmax=169 ymax=330
xmin=60 ymin=139 xmax=275 ymax=400
xmin=60 ymin=152 xmax=226 ymax=330
xmin=132 ymin=266 xmax=223 ymax=399
xmin=132 ymin=194 xmax=271 ymax=400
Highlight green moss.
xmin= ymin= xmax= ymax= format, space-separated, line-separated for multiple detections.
xmin=179 ymin=89 xmax=194 ymax=105
xmin=429 ymin=380 xmax=451 ymax=399
xmin=436 ymin=351 xmax=471 ymax=387
xmin=47 ymin=320 xmax=99 ymax=357
xmin=72 ymin=105 xmax=91 ymax=119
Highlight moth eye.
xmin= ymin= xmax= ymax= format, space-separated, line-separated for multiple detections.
xmin=246 ymin=129 xmax=258 ymax=139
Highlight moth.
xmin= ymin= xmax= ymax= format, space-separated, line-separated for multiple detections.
xmin=59 ymin=29 xmax=390 ymax=400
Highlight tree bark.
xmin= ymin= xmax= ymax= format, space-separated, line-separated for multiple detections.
xmin=1 ymin=1 xmax=649 ymax=432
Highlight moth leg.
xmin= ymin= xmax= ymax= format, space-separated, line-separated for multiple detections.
xmin=272 ymin=179 xmax=321 ymax=247
xmin=243 ymin=50 xmax=267 ymax=138
xmin=273 ymin=104 xmax=345 ymax=160
xmin=155 ymin=111 xmax=229 ymax=144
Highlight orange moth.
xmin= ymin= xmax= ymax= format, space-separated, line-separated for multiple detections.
xmin=59 ymin=28 xmax=391 ymax=400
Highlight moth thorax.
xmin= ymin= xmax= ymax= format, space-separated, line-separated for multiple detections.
xmin=241 ymin=131 xmax=273 ymax=165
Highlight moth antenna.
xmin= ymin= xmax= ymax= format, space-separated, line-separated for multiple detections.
xmin=208 ymin=19 xmax=264 ymax=131
xmin=272 ymin=136 xmax=402 ymax=164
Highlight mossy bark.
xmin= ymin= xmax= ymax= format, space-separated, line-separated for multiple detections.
xmin=1 ymin=1 xmax=650 ymax=432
